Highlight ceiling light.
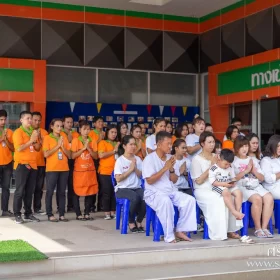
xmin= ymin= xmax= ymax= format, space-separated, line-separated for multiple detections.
xmin=129 ymin=0 xmax=173 ymax=6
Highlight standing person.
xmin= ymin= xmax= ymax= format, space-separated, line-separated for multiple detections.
xmin=260 ymin=135 xmax=280 ymax=199
xmin=222 ymin=125 xmax=239 ymax=150
xmin=137 ymin=121 xmax=147 ymax=143
xmin=233 ymin=136 xmax=273 ymax=238
xmin=166 ymin=121 xmax=176 ymax=143
xmin=186 ymin=117 xmax=205 ymax=161
xmin=31 ymin=112 xmax=48 ymax=214
xmin=213 ymin=139 xmax=222 ymax=155
xmin=117 ymin=122 xmax=128 ymax=141
xmin=89 ymin=116 xmax=105 ymax=212
xmin=0 ymin=109 xmax=14 ymax=216
xmin=146 ymin=118 xmax=166 ymax=154
xmin=43 ymin=119 xmax=71 ymax=222
xmin=223 ymin=117 xmax=245 ymax=140
xmin=114 ymin=135 xmax=146 ymax=233
xmin=98 ymin=124 xmax=120 ymax=220
xmin=13 ymin=111 xmax=40 ymax=224
xmin=131 ymin=125 xmax=146 ymax=160
xmin=205 ymin=123 xmax=213 ymax=133
xmin=174 ymin=123 xmax=189 ymax=141
xmin=61 ymin=115 xmax=79 ymax=213
xmin=185 ymin=122 xmax=194 ymax=134
xmin=71 ymin=121 xmax=98 ymax=221
xmin=143 ymin=131 xmax=196 ymax=243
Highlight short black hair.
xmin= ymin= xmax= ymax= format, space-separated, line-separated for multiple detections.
xmin=231 ymin=117 xmax=242 ymax=124
xmin=205 ymin=123 xmax=212 ymax=128
xmin=32 ymin=111 xmax=42 ymax=117
xmin=93 ymin=116 xmax=104 ymax=123
xmin=79 ymin=120 xmax=90 ymax=129
xmin=156 ymin=131 xmax=171 ymax=144
xmin=19 ymin=111 xmax=32 ymax=119
xmin=0 ymin=109 xmax=7 ymax=118
xmin=63 ymin=115 xmax=73 ymax=122
xmin=220 ymin=149 xmax=234 ymax=163
xmin=174 ymin=123 xmax=189 ymax=138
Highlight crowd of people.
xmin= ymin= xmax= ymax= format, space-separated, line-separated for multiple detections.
xmin=0 ymin=109 xmax=280 ymax=244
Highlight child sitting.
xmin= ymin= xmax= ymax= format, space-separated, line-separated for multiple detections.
xmin=209 ymin=149 xmax=244 ymax=221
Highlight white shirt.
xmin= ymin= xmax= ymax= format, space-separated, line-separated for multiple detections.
xmin=142 ymin=152 xmax=174 ymax=194
xmin=145 ymin=134 xmax=157 ymax=153
xmin=186 ymin=134 xmax=201 ymax=161
xmin=223 ymin=132 xmax=245 ymax=141
xmin=173 ymin=157 xmax=191 ymax=189
xmin=232 ymin=156 xmax=263 ymax=188
xmin=114 ymin=155 xmax=142 ymax=192
xmin=191 ymin=154 xmax=212 ymax=190
xmin=209 ymin=164 xmax=235 ymax=185
xmin=260 ymin=157 xmax=280 ymax=190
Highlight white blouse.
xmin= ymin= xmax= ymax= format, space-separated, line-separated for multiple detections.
xmin=260 ymin=156 xmax=280 ymax=190
xmin=190 ymin=154 xmax=212 ymax=190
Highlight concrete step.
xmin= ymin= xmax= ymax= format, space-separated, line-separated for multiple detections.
xmin=1 ymin=240 xmax=280 ymax=279
xmin=18 ymin=259 xmax=280 ymax=280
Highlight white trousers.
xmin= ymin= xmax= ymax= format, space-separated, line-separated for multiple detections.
xmin=266 ymin=185 xmax=280 ymax=199
xmin=144 ymin=189 xmax=197 ymax=242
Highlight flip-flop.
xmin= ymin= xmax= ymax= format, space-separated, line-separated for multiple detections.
xmin=239 ymin=235 xmax=255 ymax=244
xmin=227 ymin=232 xmax=241 ymax=239
xmin=262 ymin=229 xmax=274 ymax=238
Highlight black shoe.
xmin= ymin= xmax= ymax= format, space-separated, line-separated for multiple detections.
xmin=2 ymin=210 xmax=14 ymax=217
xmin=15 ymin=215 xmax=24 ymax=224
xmin=67 ymin=207 xmax=74 ymax=213
xmin=24 ymin=215 xmax=40 ymax=222
xmin=129 ymin=227 xmax=138 ymax=233
xmin=137 ymin=226 xmax=145 ymax=233
xmin=34 ymin=210 xmax=46 ymax=215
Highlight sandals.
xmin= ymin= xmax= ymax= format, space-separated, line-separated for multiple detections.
xmin=254 ymin=229 xmax=267 ymax=238
xmin=262 ymin=229 xmax=274 ymax=238
xmin=76 ymin=216 xmax=86 ymax=221
xmin=84 ymin=215 xmax=94 ymax=221
xmin=59 ymin=217 xmax=69 ymax=222
xmin=227 ymin=232 xmax=241 ymax=239
xmin=48 ymin=216 xmax=58 ymax=222
xmin=137 ymin=226 xmax=145 ymax=233
xmin=240 ymin=235 xmax=255 ymax=244
xmin=129 ymin=227 xmax=138 ymax=233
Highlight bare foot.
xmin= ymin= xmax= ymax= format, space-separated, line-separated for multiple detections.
xmin=233 ymin=211 xmax=245 ymax=220
xmin=175 ymin=232 xmax=193 ymax=242
xmin=169 ymin=239 xmax=177 ymax=243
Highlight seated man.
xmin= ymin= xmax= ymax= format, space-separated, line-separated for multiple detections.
xmin=142 ymin=131 xmax=197 ymax=243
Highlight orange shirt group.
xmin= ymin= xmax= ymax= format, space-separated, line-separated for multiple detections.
xmin=0 ymin=129 xmax=13 ymax=166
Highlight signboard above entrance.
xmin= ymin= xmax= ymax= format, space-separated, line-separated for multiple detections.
xmin=218 ymin=59 xmax=280 ymax=96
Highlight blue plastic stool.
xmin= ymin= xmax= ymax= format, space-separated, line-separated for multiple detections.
xmin=241 ymin=201 xmax=273 ymax=236
xmin=111 ymin=171 xmax=131 ymax=235
xmin=274 ymin=200 xmax=280 ymax=233
xmin=203 ymin=221 xmax=209 ymax=239
xmin=146 ymin=205 xmax=179 ymax=242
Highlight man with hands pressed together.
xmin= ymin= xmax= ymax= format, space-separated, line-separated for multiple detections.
xmin=13 ymin=111 xmax=41 ymax=224
xmin=142 ymin=131 xmax=196 ymax=243
xmin=0 ymin=109 xmax=14 ymax=217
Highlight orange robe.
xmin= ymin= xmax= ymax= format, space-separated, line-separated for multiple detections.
xmin=71 ymin=138 xmax=98 ymax=196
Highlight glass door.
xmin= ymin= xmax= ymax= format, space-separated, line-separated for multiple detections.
xmin=232 ymin=102 xmax=252 ymax=136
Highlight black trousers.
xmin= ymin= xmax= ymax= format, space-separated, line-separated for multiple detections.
xmin=116 ymin=188 xmax=146 ymax=223
xmin=99 ymin=174 xmax=115 ymax=212
xmin=73 ymin=194 xmax=93 ymax=216
xmin=46 ymin=171 xmax=69 ymax=217
xmin=33 ymin=166 xmax=46 ymax=211
xmin=0 ymin=162 xmax=13 ymax=212
xmin=92 ymin=159 xmax=102 ymax=211
xmin=56 ymin=159 xmax=74 ymax=210
xmin=13 ymin=164 xmax=37 ymax=216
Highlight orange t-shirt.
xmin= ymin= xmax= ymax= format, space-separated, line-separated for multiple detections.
xmin=222 ymin=140 xmax=234 ymax=150
xmin=89 ymin=129 xmax=104 ymax=143
xmin=0 ymin=128 xmax=13 ymax=165
xmin=98 ymin=140 xmax=116 ymax=175
xmin=136 ymin=141 xmax=146 ymax=160
xmin=13 ymin=127 xmax=37 ymax=170
xmin=61 ymin=130 xmax=79 ymax=143
xmin=71 ymin=138 xmax=97 ymax=171
xmin=43 ymin=134 xmax=70 ymax=172
xmin=36 ymin=128 xmax=48 ymax=167
xmin=172 ymin=135 xmax=177 ymax=144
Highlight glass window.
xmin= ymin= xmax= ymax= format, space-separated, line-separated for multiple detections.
xmin=98 ymin=70 xmax=148 ymax=104
xmin=150 ymin=73 xmax=196 ymax=106
xmin=0 ymin=102 xmax=29 ymax=130
xmin=47 ymin=66 xmax=96 ymax=102
xmin=203 ymin=74 xmax=209 ymax=110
